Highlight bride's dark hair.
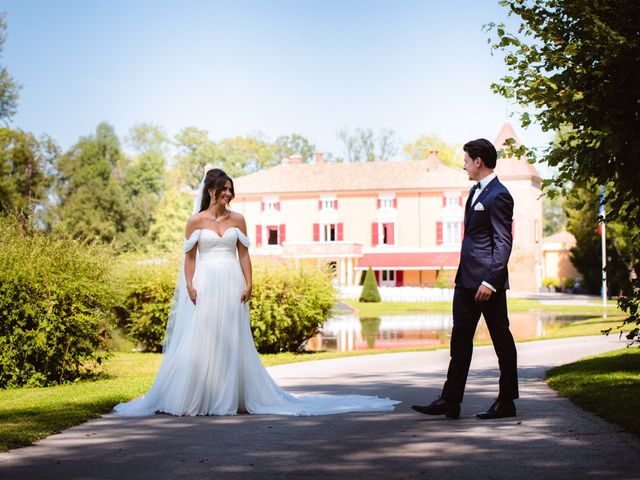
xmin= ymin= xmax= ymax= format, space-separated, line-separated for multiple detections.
xmin=200 ymin=168 xmax=235 ymax=212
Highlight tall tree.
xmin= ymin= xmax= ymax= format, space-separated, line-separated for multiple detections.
xmin=215 ymin=134 xmax=277 ymax=176
xmin=174 ymin=127 xmax=217 ymax=188
xmin=0 ymin=13 xmax=19 ymax=123
xmin=488 ymin=0 xmax=640 ymax=342
xmin=337 ymin=127 xmax=399 ymax=162
xmin=54 ymin=123 xmax=138 ymax=249
xmin=403 ymin=135 xmax=462 ymax=168
xmin=273 ymin=134 xmax=315 ymax=163
xmin=542 ymin=192 xmax=567 ymax=237
xmin=0 ymin=128 xmax=58 ymax=225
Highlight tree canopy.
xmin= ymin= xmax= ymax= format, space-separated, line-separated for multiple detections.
xmin=488 ymin=0 xmax=640 ymax=342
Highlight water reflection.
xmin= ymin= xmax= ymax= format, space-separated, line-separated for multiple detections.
xmin=305 ymin=313 xmax=594 ymax=352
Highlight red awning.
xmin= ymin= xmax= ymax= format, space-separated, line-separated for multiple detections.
xmin=356 ymin=251 xmax=460 ymax=270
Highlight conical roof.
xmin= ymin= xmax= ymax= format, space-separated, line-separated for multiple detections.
xmin=493 ymin=122 xmax=541 ymax=180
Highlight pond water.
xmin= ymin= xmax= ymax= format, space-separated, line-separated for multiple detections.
xmin=304 ymin=313 xmax=595 ymax=352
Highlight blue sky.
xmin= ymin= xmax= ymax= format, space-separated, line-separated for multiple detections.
xmin=2 ymin=0 xmax=552 ymax=160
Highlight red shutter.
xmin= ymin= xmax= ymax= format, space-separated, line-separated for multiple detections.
xmin=318 ymin=200 xmax=322 ymax=210
xmin=275 ymin=202 xmax=280 ymax=211
xmin=442 ymin=196 xmax=446 ymax=207
xmin=337 ymin=223 xmax=344 ymax=241
xmin=393 ymin=198 xmax=397 ymax=208
xmin=396 ymin=270 xmax=404 ymax=287
xmin=377 ymin=199 xmax=381 ymax=209
xmin=436 ymin=221 xmax=443 ymax=245
xmin=313 ymin=223 xmax=319 ymax=241
xmin=386 ymin=223 xmax=394 ymax=245
xmin=256 ymin=225 xmax=262 ymax=247
xmin=374 ymin=270 xmax=380 ymax=284
xmin=334 ymin=199 xmax=338 ymax=209
xmin=261 ymin=202 xmax=265 ymax=212
xmin=371 ymin=223 xmax=378 ymax=247
xmin=459 ymin=195 xmax=463 ymax=206
xmin=279 ymin=224 xmax=286 ymax=244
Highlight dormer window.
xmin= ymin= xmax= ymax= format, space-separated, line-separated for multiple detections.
xmin=318 ymin=195 xmax=338 ymax=210
xmin=443 ymin=192 xmax=462 ymax=208
xmin=377 ymin=194 xmax=397 ymax=209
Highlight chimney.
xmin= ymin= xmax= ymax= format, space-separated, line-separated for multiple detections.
xmin=289 ymin=154 xmax=303 ymax=164
xmin=426 ymin=149 xmax=439 ymax=172
xmin=315 ymin=151 xmax=325 ymax=164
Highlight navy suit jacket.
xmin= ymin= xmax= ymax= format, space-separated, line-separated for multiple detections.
xmin=455 ymin=177 xmax=513 ymax=290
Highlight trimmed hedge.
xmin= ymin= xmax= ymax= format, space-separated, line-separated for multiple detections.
xmin=112 ymin=257 xmax=336 ymax=354
xmin=250 ymin=260 xmax=337 ymax=353
xmin=359 ymin=267 xmax=381 ymax=302
xmin=0 ymin=218 xmax=113 ymax=388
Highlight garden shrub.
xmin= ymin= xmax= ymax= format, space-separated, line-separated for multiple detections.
xmin=359 ymin=267 xmax=381 ymax=302
xmin=250 ymin=260 xmax=336 ymax=353
xmin=0 ymin=217 xmax=113 ymax=388
xmin=111 ymin=255 xmax=179 ymax=353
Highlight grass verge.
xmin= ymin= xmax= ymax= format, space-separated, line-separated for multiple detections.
xmin=546 ymin=348 xmax=640 ymax=438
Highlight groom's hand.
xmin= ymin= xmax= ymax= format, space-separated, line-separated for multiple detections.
xmin=475 ymin=285 xmax=493 ymax=302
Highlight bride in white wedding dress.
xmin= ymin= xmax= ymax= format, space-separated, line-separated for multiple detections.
xmin=113 ymin=168 xmax=399 ymax=417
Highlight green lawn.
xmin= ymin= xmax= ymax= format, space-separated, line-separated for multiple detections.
xmin=547 ymin=348 xmax=640 ymax=437
xmin=343 ymin=298 xmax=623 ymax=317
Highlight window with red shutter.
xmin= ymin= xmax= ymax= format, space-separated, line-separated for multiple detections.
xmin=396 ymin=270 xmax=404 ymax=287
xmin=371 ymin=223 xmax=378 ymax=246
xmin=436 ymin=221 xmax=443 ymax=245
xmin=337 ymin=223 xmax=343 ymax=241
xmin=313 ymin=223 xmax=319 ymax=241
xmin=256 ymin=225 xmax=262 ymax=246
xmin=279 ymin=224 xmax=286 ymax=244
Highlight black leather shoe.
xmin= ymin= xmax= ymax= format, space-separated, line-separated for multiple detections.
xmin=412 ymin=398 xmax=460 ymax=419
xmin=475 ymin=399 xmax=516 ymax=419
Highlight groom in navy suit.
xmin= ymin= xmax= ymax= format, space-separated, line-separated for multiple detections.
xmin=413 ymin=138 xmax=519 ymax=419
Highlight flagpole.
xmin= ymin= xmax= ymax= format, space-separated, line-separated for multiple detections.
xmin=600 ymin=185 xmax=607 ymax=309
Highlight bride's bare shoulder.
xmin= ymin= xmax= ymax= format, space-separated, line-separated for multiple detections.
xmin=185 ymin=212 xmax=206 ymax=238
xmin=229 ymin=211 xmax=247 ymax=233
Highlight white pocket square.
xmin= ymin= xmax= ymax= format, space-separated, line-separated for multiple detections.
xmin=473 ymin=202 xmax=485 ymax=211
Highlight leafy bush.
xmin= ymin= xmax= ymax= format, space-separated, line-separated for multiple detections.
xmin=250 ymin=260 xmax=336 ymax=353
xmin=359 ymin=267 xmax=381 ymax=302
xmin=111 ymin=255 xmax=179 ymax=353
xmin=563 ymin=277 xmax=576 ymax=290
xmin=0 ymin=217 xmax=113 ymax=388
xmin=112 ymin=256 xmax=336 ymax=354
xmin=542 ymin=276 xmax=560 ymax=289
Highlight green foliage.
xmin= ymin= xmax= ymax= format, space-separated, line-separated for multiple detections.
xmin=0 ymin=128 xmax=58 ymax=223
xmin=148 ymin=183 xmax=192 ymax=252
xmin=542 ymin=192 xmax=567 ymax=237
xmin=174 ymin=126 xmax=217 ymax=189
xmin=359 ymin=267 xmax=381 ymax=303
xmin=403 ymin=135 xmax=462 ymax=168
xmin=360 ymin=317 xmax=381 ymax=349
xmin=488 ymin=0 xmax=640 ymax=343
xmin=111 ymin=255 xmax=179 ymax=352
xmin=0 ymin=216 xmax=113 ymax=388
xmin=565 ymin=184 xmax=638 ymax=296
xmin=250 ymin=260 xmax=337 ymax=353
xmin=273 ymin=134 xmax=316 ymax=163
xmin=215 ymin=134 xmax=279 ymax=176
xmin=337 ymin=127 xmax=399 ymax=162
xmin=0 ymin=14 xmax=19 ymax=122
xmin=541 ymin=276 xmax=560 ymax=289
xmin=434 ymin=268 xmax=452 ymax=288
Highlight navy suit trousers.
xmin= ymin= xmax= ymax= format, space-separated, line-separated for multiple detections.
xmin=441 ymin=287 xmax=519 ymax=404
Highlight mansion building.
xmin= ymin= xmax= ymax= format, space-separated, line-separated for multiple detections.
xmin=232 ymin=123 xmax=543 ymax=292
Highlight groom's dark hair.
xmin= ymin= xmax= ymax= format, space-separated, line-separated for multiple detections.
xmin=463 ymin=139 xmax=497 ymax=168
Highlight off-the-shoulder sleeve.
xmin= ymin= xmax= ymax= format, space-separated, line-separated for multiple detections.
xmin=236 ymin=228 xmax=251 ymax=247
xmin=184 ymin=230 xmax=201 ymax=253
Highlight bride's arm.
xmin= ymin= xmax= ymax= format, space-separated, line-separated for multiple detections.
xmin=184 ymin=216 xmax=198 ymax=304
xmin=236 ymin=215 xmax=253 ymax=303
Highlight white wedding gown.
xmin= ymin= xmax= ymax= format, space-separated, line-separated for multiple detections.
xmin=113 ymin=227 xmax=399 ymax=416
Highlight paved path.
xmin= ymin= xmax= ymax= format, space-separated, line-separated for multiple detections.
xmin=1 ymin=336 xmax=638 ymax=480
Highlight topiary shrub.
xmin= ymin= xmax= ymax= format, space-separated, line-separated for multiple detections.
xmin=0 ymin=216 xmax=114 ymax=388
xmin=359 ymin=267 xmax=381 ymax=302
xmin=111 ymin=255 xmax=179 ymax=352
xmin=250 ymin=260 xmax=336 ymax=353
